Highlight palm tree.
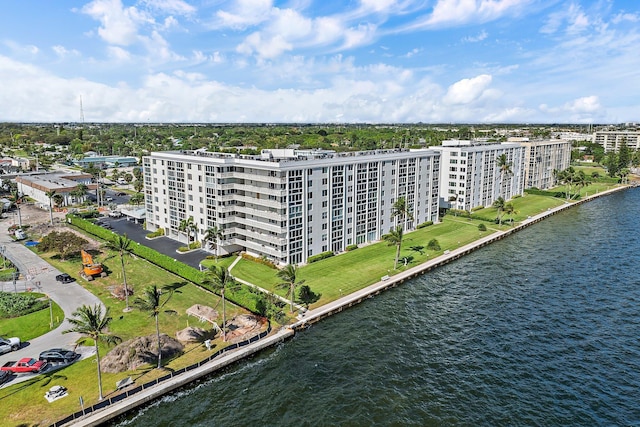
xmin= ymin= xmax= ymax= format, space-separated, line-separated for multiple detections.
xmin=134 ymin=285 xmax=176 ymax=369
xmin=204 ymin=226 xmax=224 ymax=262
xmin=493 ymin=196 xmax=506 ymax=225
xmin=205 ymin=266 xmax=238 ymax=342
xmin=496 ymin=153 xmax=513 ymax=198
xmin=45 ymin=189 xmax=56 ymax=226
xmin=276 ymin=264 xmax=305 ymax=313
xmin=178 ymin=216 xmax=197 ymax=246
xmin=53 ymin=193 xmax=64 ymax=209
xmin=382 ymin=225 xmax=404 ymax=269
xmin=63 ymin=304 xmax=121 ymax=400
xmin=391 ymin=197 xmax=413 ymax=228
xmin=503 ymin=202 xmax=517 ymax=225
xmin=109 ymin=234 xmax=133 ymax=311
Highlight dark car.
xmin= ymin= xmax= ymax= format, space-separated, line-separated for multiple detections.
xmin=115 ymin=192 xmax=127 ymax=196
xmin=55 ymin=273 xmax=74 ymax=283
xmin=0 ymin=370 xmax=10 ymax=385
xmin=38 ymin=348 xmax=79 ymax=364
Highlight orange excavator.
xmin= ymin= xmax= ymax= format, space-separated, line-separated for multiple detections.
xmin=80 ymin=250 xmax=107 ymax=281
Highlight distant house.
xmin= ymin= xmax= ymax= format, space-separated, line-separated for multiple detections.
xmin=74 ymin=155 xmax=138 ymax=169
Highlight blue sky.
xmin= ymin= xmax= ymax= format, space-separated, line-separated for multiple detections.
xmin=0 ymin=0 xmax=638 ymax=123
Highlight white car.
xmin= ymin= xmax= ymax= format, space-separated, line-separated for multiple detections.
xmin=0 ymin=336 xmax=20 ymax=354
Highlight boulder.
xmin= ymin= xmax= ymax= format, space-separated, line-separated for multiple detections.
xmin=175 ymin=326 xmax=210 ymax=343
xmin=101 ymin=334 xmax=184 ymax=373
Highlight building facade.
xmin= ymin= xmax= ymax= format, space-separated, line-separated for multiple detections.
xmin=521 ymin=140 xmax=572 ymax=189
xmin=15 ymin=173 xmax=95 ymax=209
xmin=432 ymin=140 xmax=526 ymax=212
xmin=592 ymin=131 xmax=640 ymax=152
xmin=143 ymin=148 xmax=441 ymax=265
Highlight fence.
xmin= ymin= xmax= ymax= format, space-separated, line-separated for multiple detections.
xmin=51 ymin=323 xmax=272 ymax=427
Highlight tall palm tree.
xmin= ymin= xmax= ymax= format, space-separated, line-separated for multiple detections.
xmin=496 ymin=153 xmax=513 ymax=198
xmin=109 ymin=234 xmax=133 ymax=311
xmin=63 ymin=304 xmax=121 ymax=400
xmin=276 ymin=264 xmax=305 ymax=313
xmin=391 ymin=197 xmax=413 ymax=228
xmin=45 ymin=189 xmax=56 ymax=226
xmin=493 ymin=197 xmax=506 ymax=225
xmin=179 ymin=216 xmax=197 ymax=245
xmin=382 ymin=225 xmax=404 ymax=270
xmin=205 ymin=266 xmax=238 ymax=342
xmin=134 ymin=285 xmax=176 ymax=369
xmin=503 ymin=202 xmax=517 ymax=225
xmin=204 ymin=226 xmax=224 ymax=262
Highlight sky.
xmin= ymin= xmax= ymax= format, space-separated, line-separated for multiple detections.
xmin=0 ymin=0 xmax=638 ymax=124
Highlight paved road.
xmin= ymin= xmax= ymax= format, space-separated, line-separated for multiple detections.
xmin=0 ymin=218 xmax=102 ymax=388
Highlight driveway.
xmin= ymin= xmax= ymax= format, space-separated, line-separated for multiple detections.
xmin=100 ymin=216 xmax=210 ymax=270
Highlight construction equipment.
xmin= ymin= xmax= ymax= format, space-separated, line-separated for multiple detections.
xmin=80 ymin=250 xmax=107 ymax=281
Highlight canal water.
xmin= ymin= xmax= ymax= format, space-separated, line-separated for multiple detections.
xmin=115 ymin=189 xmax=640 ymax=426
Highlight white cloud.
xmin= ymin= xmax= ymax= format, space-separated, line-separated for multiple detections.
xmin=612 ymin=12 xmax=639 ymax=24
xmin=564 ymin=95 xmax=600 ymax=113
xmin=541 ymin=3 xmax=590 ymax=35
xmin=3 ymin=40 xmax=40 ymax=56
xmin=443 ymin=74 xmax=492 ymax=105
xmin=463 ymin=30 xmax=488 ymax=43
xmin=140 ymin=0 xmax=196 ymax=16
xmin=359 ymin=0 xmax=399 ymax=13
xmin=419 ymin=0 xmax=530 ymax=28
xmin=106 ymin=46 xmax=132 ymax=61
xmin=81 ymin=0 xmax=147 ymax=46
xmin=213 ymin=0 xmax=273 ymax=30
xmin=52 ymin=45 xmax=81 ymax=58
xmin=404 ymin=47 xmax=423 ymax=58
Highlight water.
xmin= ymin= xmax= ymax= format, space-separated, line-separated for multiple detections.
xmin=115 ymin=189 xmax=640 ymax=426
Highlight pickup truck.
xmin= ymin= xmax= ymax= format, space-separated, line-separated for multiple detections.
xmin=0 ymin=336 xmax=20 ymax=354
xmin=1 ymin=358 xmax=48 ymax=374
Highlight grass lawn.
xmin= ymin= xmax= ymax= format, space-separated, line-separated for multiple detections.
xmin=0 ymin=296 xmax=65 ymax=341
xmin=199 ymin=255 xmax=237 ymax=271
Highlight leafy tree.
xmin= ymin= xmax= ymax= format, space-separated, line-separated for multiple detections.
xmin=134 ymin=285 xmax=176 ymax=369
xmin=52 ymin=193 xmax=64 ymax=208
xmin=124 ymin=173 xmax=134 ymax=184
xmin=605 ymin=153 xmax=619 ymax=178
xmin=63 ymin=304 xmax=121 ymax=400
xmin=45 ymin=190 xmax=56 ymax=226
xmin=382 ymin=225 xmax=404 ymax=269
xmin=427 ymin=238 xmax=441 ymax=251
xmin=276 ymin=264 xmax=305 ymax=313
xmin=204 ymin=266 xmax=239 ymax=341
xmin=38 ymin=231 xmax=88 ymax=260
xmin=133 ymin=180 xmax=144 ymax=193
xmin=618 ymin=141 xmax=630 ymax=172
xmin=71 ymin=183 xmax=88 ymax=204
xmin=108 ymin=234 xmax=133 ymax=311
xmin=298 ymin=284 xmax=321 ymax=308
xmin=129 ymin=193 xmax=145 ymax=205
xmin=503 ymin=202 xmax=517 ymax=225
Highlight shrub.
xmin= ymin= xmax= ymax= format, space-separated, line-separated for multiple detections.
xmin=307 ymin=251 xmax=334 ymax=264
xmin=471 ymin=205 xmax=484 ymax=212
xmin=416 ymin=221 xmax=434 ymax=229
xmin=240 ymin=253 xmax=277 ymax=269
xmin=447 ymin=209 xmax=471 ymax=218
xmin=478 ymin=223 xmax=487 ymax=232
xmin=427 ymin=239 xmax=441 ymax=251
xmin=146 ymin=228 xmax=165 ymax=238
xmin=345 ymin=244 xmax=358 ymax=251
xmin=0 ymin=292 xmax=47 ymax=318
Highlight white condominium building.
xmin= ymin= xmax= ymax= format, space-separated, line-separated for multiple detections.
xmin=143 ymin=148 xmax=441 ymax=265
xmin=593 ymin=131 xmax=640 ymax=152
xmin=520 ymin=140 xmax=572 ymax=190
xmin=432 ymin=140 xmax=526 ymax=212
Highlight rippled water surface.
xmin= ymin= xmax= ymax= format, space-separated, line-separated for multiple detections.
xmin=116 ymin=189 xmax=640 ymax=426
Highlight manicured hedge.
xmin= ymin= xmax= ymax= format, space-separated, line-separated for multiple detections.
xmin=416 ymin=221 xmax=434 ymax=229
xmin=524 ymin=188 xmax=578 ymax=199
xmin=345 ymin=244 xmax=358 ymax=252
xmin=307 ymin=251 xmax=334 ymax=263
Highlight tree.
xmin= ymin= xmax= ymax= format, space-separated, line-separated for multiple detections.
xmin=45 ymin=190 xmax=56 ymax=226
xmin=71 ymin=183 xmax=88 ymax=204
xmin=52 ymin=193 xmax=64 ymax=208
xmin=503 ymin=202 xmax=517 ymax=225
xmin=391 ymin=197 xmax=413 ymax=228
xmin=618 ymin=141 xmax=630 ymax=172
xmin=129 ymin=193 xmax=144 ymax=205
xmin=109 ymin=234 xmax=133 ymax=311
xmin=179 ymin=216 xmax=197 ymax=245
xmin=298 ymin=285 xmax=321 ymax=308
xmin=38 ymin=230 xmax=88 ymax=260
xmin=134 ymin=285 xmax=176 ymax=369
xmin=427 ymin=238 xmax=441 ymax=251
xmin=493 ymin=196 xmax=506 ymax=225
xmin=276 ymin=264 xmax=305 ymax=313
xmin=133 ymin=180 xmax=144 ymax=193
xmin=204 ymin=226 xmax=224 ymax=262
xmin=496 ymin=153 xmax=513 ymax=198
xmin=382 ymin=225 xmax=404 ymax=269
xmin=63 ymin=304 xmax=121 ymax=400
xmin=204 ymin=266 xmax=238 ymax=342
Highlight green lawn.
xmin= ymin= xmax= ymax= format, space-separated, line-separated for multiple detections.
xmin=0 ymin=296 xmax=64 ymax=341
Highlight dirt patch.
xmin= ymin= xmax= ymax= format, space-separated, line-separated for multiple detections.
xmin=101 ymin=334 xmax=184 ymax=373
xmin=186 ymin=304 xmax=218 ymax=324
xmin=225 ymin=314 xmax=267 ymax=343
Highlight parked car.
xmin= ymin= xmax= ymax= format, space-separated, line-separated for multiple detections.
xmin=106 ymin=196 xmax=114 ymax=201
xmin=0 ymin=370 xmax=10 ymax=385
xmin=1 ymin=358 xmax=47 ymax=373
xmin=38 ymin=348 xmax=79 ymax=364
xmin=55 ymin=273 xmax=74 ymax=283
xmin=115 ymin=192 xmax=126 ymax=196
xmin=0 ymin=336 xmax=20 ymax=354
xmin=108 ymin=211 xmax=122 ymax=218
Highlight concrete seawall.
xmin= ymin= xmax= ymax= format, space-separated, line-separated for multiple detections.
xmin=61 ymin=185 xmax=629 ymax=426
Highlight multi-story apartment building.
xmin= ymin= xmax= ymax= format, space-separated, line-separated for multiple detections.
xmin=143 ymin=148 xmax=440 ymax=265
xmin=592 ymin=131 xmax=640 ymax=152
xmin=432 ymin=140 xmax=526 ymax=212
xmin=520 ymin=140 xmax=572 ymax=189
